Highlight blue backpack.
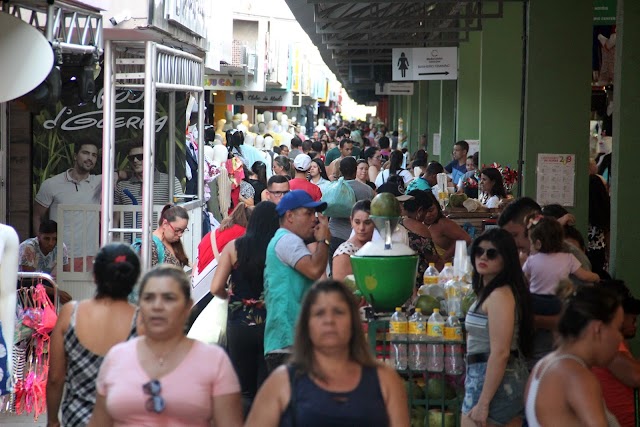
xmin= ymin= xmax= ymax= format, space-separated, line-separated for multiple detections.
xmin=132 ymin=235 xmax=165 ymax=264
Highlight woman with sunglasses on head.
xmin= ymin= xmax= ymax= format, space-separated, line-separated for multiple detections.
xmin=210 ymin=201 xmax=279 ymax=415
xmin=47 ymin=244 xmax=140 ymax=427
xmin=245 ymin=280 xmax=409 ymax=427
xmin=463 ymin=228 xmax=534 ymax=427
xmin=525 ymin=286 xmax=623 ymax=427
xmin=89 ymin=265 xmax=243 ymax=427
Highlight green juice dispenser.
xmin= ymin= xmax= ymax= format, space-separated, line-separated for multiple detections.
xmin=350 ymin=193 xmax=418 ymax=313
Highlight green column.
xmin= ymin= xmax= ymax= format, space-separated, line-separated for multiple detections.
xmin=611 ymin=0 xmax=640 ymax=285
xmin=440 ymin=80 xmax=457 ymax=165
xmin=479 ymin=2 xmax=524 ymax=170
xmin=523 ymin=0 xmax=592 ymax=232
xmin=457 ymin=31 xmax=481 ymax=141
xmin=427 ymin=81 xmax=442 ymax=163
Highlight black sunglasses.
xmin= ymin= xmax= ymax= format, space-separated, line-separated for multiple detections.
xmin=128 ymin=154 xmax=144 ymax=162
xmin=143 ymin=379 xmax=165 ymax=413
xmin=473 ymin=247 xmax=500 ymax=260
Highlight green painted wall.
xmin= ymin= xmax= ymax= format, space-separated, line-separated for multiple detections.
xmin=440 ymin=80 xmax=458 ymax=166
xmin=479 ymin=2 xmax=524 ymax=170
xmin=523 ymin=0 xmax=592 ymax=233
xmin=427 ymin=81 xmax=442 ymax=163
xmin=457 ymin=31 xmax=481 ymax=142
xmin=611 ymin=0 xmax=640 ymax=287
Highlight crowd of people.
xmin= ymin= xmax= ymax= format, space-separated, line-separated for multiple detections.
xmin=16 ymin=117 xmax=631 ymax=426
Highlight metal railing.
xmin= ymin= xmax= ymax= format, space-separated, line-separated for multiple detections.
xmin=17 ymin=271 xmax=59 ymax=312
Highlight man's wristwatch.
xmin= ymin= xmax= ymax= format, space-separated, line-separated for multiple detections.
xmin=318 ymin=238 xmax=331 ymax=246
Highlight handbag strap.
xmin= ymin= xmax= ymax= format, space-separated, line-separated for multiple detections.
xmin=210 ymin=229 xmax=221 ymax=259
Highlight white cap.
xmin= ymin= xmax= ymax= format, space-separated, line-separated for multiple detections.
xmin=294 ymin=154 xmax=312 ymax=172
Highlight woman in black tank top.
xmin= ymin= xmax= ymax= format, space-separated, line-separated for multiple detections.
xmin=245 ymin=280 xmax=410 ymax=427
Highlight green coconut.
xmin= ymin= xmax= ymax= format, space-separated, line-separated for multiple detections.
xmin=370 ymin=192 xmax=401 ymax=217
xmin=448 ymin=193 xmax=468 ymax=208
xmin=415 ymin=295 xmax=440 ymax=317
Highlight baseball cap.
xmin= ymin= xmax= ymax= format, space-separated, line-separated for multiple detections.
xmin=294 ymin=154 xmax=312 ymax=172
xmin=276 ymin=190 xmax=328 ymax=216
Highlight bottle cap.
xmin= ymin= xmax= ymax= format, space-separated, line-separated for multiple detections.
xmin=433 ymin=308 xmax=439 ymax=313
xmin=395 ymin=307 xmax=402 ymax=312
xmin=445 ymin=262 xmax=452 ymax=267
xmin=429 ymin=262 xmax=435 ymax=267
xmin=415 ymin=308 xmax=422 ymax=313
xmin=449 ymin=312 xmax=455 ymax=316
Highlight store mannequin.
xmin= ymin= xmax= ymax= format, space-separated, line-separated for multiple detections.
xmin=279 ymin=132 xmax=293 ymax=149
xmin=256 ymin=113 xmax=265 ymax=124
xmin=215 ymin=119 xmax=226 ymax=140
xmin=213 ymin=134 xmax=224 ymax=146
xmin=276 ymin=112 xmax=283 ymax=122
xmin=0 ymin=224 xmax=19 ymax=378
xmin=264 ymin=136 xmax=274 ymax=151
xmin=255 ymin=135 xmax=265 ymax=150
xmin=211 ymin=145 xmax=231 ymax=218
xmin=250 ymin=124 xmax=259 ymax=134
xmin=257 ymin=122 xmax=266 ymax=135
xmin=263 ymin=111 xmax=273 ymax=123
xmin=244 ymin=132 xmax=256 ymax=147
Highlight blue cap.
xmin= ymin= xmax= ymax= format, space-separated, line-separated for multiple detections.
xmin=276 ymin=190 xmax=328 ymax=217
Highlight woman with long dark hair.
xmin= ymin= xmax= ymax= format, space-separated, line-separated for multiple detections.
xmin=47 ymin=244 xmax=141 ymax=427
xmin=462 ymin=228 xmax=534 ymax=427
xmin=150 ymin=204 xmax=190 ymax=267
xmin=422 ymin=191 xmax=471 ymax=263
xmin=362 ymin=146 xmax=382 ymax=184
xmin=479 ymin=167 xmax=507 ymax=209
xmin=245 ymin=280 xmax=409 ymax=427
xmin=374 ymin=150 xmax=412 ymax=188
xmin=210 ymin=201 xmax=280 ymax=414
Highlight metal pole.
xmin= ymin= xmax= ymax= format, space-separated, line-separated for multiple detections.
xmin=198 ymin=90 xmax=205 ymax=203
xmin=168 ymin=92 xmax=176 ymax=203
xmin=0 ymin=102 xmax=6 ymax=224
xmin=101 ymin=40 xmax=114 ymax=245
xmin=141 ymin=41 xmax=157 ymax=271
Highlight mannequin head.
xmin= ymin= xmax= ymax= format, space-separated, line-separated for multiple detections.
xmin=280 ymin=133 xmax=293 ymax=149
xmin=212 ymin=145 xmax=228 ymax=167
xmin=276 ymin=112 xmax=283 ymax=122
xmin=225 ymin=110 xmax=233 ymax=121
xmin=241 ymin=113 xmax=248 ymax=122
xmin=237 ymin=123 xmax=248 ymax=134
xmin=264 ymin=136 xmax=274 ymax=150
xmin=263 ymin=111 xmax=273 ymax=123
xmin=216 ymin=119 xmax=226 ymax=132
xmin=256 ymin=113 xmax=264 ymax=123
xmin=258 ymin=122 xmax=266 ymax=134
xmin=255 ymin=135 xmax=265 ymax=150
xmin=244 ymin=132 xmax=256 ymax=147
xmin=213 ymin=134 xmax=223 ymax=146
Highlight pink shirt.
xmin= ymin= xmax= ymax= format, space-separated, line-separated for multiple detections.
xmin=523 ymin=251 xmax=582 ymax=295
xmin=593 ymin=342 xmax=635 ymax=427
xmin=97 ymin=337 xmax=240 ymax=426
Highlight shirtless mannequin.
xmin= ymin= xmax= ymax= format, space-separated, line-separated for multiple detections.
xmin=0 ymin=224 xmax=20 ymax=377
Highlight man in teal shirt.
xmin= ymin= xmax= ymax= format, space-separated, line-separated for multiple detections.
xmin=263 ymin=190 xmax=331 ymax=372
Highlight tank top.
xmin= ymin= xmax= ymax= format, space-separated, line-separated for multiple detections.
xmin=465 ymin=299 xmax=519 ymax=355
xmin=525 ymin=354 xmax=620 ymax=427
xmin=61 ymin=302 xmax=137 ymax=426
xmin=228 ymin=262 xmax=267 ymax=326
xmin=279 ymin=365 xmax=389 ymax=427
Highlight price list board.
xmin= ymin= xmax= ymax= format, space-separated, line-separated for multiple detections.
xmin=536 ymin=153 xmax=576 ymax=207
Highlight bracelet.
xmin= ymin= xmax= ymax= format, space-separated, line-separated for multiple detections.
xmin=317 ymin=239 xmax=330 ymax=246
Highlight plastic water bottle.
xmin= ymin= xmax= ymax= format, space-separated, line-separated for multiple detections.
xmin=444 ymin=312 xmax=464 ymax=374
xmin=389 ymin=307 xmax=408 ymax=370
xmin=438 ymin=262 xmax=454 ymax=286
xmin=423 ymin=262 xmax=440 ymax=286
xmin=427 ymin=308 xmax=444 ymax=372
xmin=408 ymin=308 xmax=427 ymax=371
xmin=444 ymin=280 xmax=463 ymax=318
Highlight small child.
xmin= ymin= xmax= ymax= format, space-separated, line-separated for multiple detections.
xmin=523 ymin=215 xmax=600 ymax=295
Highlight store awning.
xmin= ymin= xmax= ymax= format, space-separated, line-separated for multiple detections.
xmin=285 ymin=0 xmax=505 ymax=103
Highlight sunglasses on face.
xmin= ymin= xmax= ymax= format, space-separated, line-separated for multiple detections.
xmin=143 ymin=379 xmax=165 ymax=413
xmin=473 ymin=246 xmax=500 ymax=260
xmin=128 ymin=154 xmax=144 ymax=162
xmin=269 ymin=190 xmax=289 ymax=197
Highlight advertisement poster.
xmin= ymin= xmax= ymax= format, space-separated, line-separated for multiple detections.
xmin=536 ymin=153 xmax=576 ymax=207
xmin=32 ymin=83 xmax=187 ymax=194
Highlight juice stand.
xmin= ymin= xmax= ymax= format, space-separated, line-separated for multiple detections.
xmin=350 ymin=193 xmax=465 ymax=427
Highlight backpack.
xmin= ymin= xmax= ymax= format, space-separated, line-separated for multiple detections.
xmin=321 ymin=177 xmax=356 ymax=218
xmin=132 ymin=235 xmax=165 ymax=264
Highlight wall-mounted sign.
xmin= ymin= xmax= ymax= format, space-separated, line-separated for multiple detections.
xmin=164 ymin=0 xmax=207 ymax=38
xmin=536 ymin=153 xmax=576 ymax=207
xmin=375 ymin=82 xmax=415 ymax=96
xmin=204 ymin=77 xmax=245 ymax=90
xmin=216 ymin=90 xmax=299 ymax=107
xmin=392 ymin=47 xmax=458 ymax=81
xmin=594 ymin=0 xmax=616 ymax=24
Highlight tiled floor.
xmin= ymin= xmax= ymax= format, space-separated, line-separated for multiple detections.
xmin=0 ymin=412 xmax=47 ymax=426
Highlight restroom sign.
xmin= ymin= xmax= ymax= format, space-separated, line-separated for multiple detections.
xmin=392 ymin=47 xmax=458 ymax=81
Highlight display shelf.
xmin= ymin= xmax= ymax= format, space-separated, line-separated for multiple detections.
xmin=366 ymin=318 xmax=465 ymax=427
